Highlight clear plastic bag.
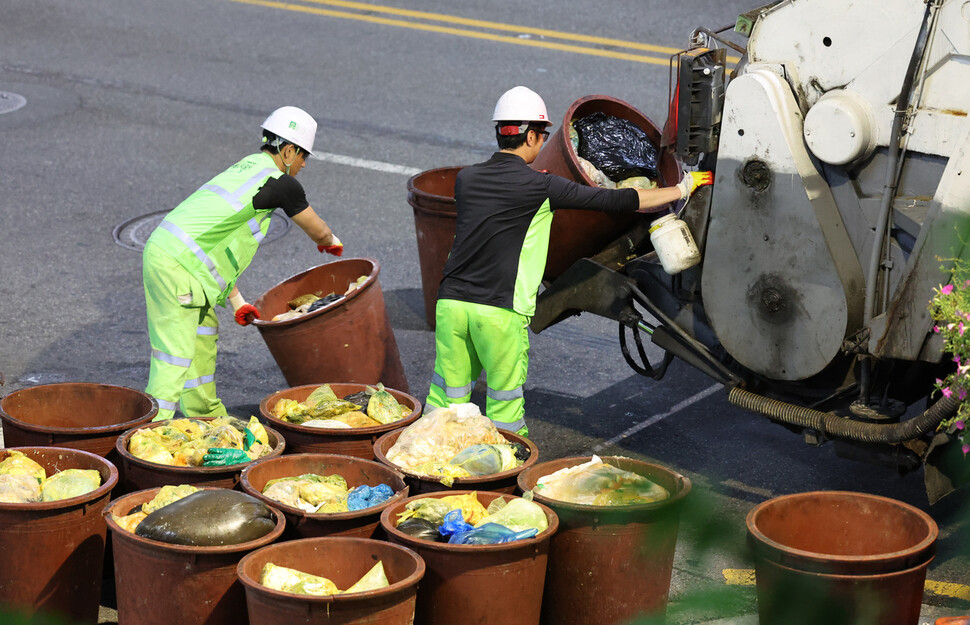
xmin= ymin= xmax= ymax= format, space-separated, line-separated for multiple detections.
xmin=476 ymin=497 xmax=547 ymax=533
xmin=534 ymin=456 xmax=669 ymax=506
xmin=345 ymin=561 xmax=390 ymax=593
xmin=40 ymin=469 xmax=101 ymax=502
xmin=0 ymin=473 xmax=42 ymax=503
xmin=260 ymin=563 xmax=339 ymax=596
xmin=385 ymin=404 xmax=508 ymax=471
xmin=449 ymin=444 xmax=520 ymax=476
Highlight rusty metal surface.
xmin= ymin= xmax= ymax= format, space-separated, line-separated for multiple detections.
xmin=237 ymin=536 xmax=424 ymax=625
xmin=239 ymin=453 xmax=408 ymax=540
xmin=0 ymin=447 xmax=118 ymax=623
xmin=380 ymin=490 xmax=557 ymax=625
xmin=252 ymin=258 xmax=409 ymax=393
xmin=516 ymin=456 xmax=692 ymax=625
xmin=257 ymin=382 xmax=419 ymax=459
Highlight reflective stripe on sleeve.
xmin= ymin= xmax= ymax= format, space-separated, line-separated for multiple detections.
xmin=151 ymin=348 xmax=192 ymax=368
xmin=200 ymin=168 xmax=277 ymax=210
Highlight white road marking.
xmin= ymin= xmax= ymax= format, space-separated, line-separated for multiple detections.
xmin=593 ymin=383 xmax=723 ymax=451
xmin=311 ymin=151 xmax=422 ymax=176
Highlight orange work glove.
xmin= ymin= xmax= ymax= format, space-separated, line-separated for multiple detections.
xmin=676 ymin=171 xmax=714 ymax=201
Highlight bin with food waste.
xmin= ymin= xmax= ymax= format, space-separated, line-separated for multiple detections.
xmin=0 ymin=447 xmax=118 ymax=623
xmin=373 ymin=403 xmax=538 ymax=494
xmin=115 ymin=415 xmax=285 ymax=492
xmin=260 ymin=382 xmax=420 ymax=458
xmin=516 ymin=455 xmax=692 ymax=625
xmin=380 ymin=489 xmax=558 ymax=625
xmin=252 ymin=258 xmax=409 ymax=391
xmin=238 ymin=536 xmax=425 ymax=625
xmin=241 ymin=452 xmax=408 ymax=539
xmin=105 ymin=485 xmax=285 ymax=625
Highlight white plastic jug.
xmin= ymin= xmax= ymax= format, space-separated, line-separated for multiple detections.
xmin=649 ymin=214 xmax=701 ymax=274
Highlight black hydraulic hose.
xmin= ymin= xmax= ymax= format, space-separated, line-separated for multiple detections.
xmin=728 ymin=386 xmax=961 ymax=444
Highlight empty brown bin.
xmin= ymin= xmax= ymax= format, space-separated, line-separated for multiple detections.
xmin=237 ymin=536 xmax=425 ymax=625
xmin=240 ymin=453 xmax=408 ymax=540
xmin=104 ymin=486 xmax=285 ymax=625
xmin=259 ymin=383 xmax=420 ymax=459
xmin=373 ymin=428 xmax=539 ymax=495
xmin=516 ymin=456 xmax=691 ymax=625
xmin=746 ymin=490 xmax=938 ymax=625
xmin=380 ymin=490 xmax=558 ymax=625
xmin=114 ymin=416 xmax=285 ymax=492
xmin=0 ymin=447 xmax=118 ymax=623
xmin=252 ymin=258 xmax=409 ymax=392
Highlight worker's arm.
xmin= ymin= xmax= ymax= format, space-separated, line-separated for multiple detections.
xmin=634 ymin=186 xmax=683 ymax=212
xmin=291 ymin=206 xmax=336 ymax=247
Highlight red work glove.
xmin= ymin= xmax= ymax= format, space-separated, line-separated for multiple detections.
xmin=317 ymin=234 xmax=343 ymax=256
xmin=234 ymin=304 xmax=260 ymax=326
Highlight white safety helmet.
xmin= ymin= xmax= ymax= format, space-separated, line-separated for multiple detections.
xmin=492 ymin=86 xmax=552 ymax=127
xmin=261 ymin=106 xmax=317 ymax=154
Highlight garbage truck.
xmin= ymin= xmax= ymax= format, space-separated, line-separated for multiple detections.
xmin=532 ymin=0 xmax=970 ymax=502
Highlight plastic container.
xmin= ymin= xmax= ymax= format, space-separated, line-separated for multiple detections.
xmin=251 ymin=258 xmax=409 ymax=392
xmin=0 ymin=446 xmax=118 ymax=623
xmin=237 ymin=536 xmax=425 ymax=625
xmin=259 ymin=383 xmax=420 ymax=459
xmin=114 ymin=416 xmax=285 ymax=492
xmin=380 ymin=489 xmax=558 ymax=625
xmin=516 ymin=456 xmax=692 ymax=625
xmin=104 ymin=486 xmax=286 ymax=625
xmin=746 ymin=490 xmax=938 ymax=625
xmin=530 ymin=95 xmax=683 ymax=281
xmin=649 ymin=213 xmax=701 ymax=274
xmin=407 ymin=166 xmax=462 ymax=329
xmin=240 ymin=453 xmax=409 ymax=540
xmin=373 ymin=427 xmax=539 ymax=495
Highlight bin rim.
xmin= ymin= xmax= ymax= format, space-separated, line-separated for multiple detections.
xmin=103 ymin=485 xmax=286 ymax=554
xmin=0 ymin=446 xmax=119 ymax=510
xmin=240 ymin=452 xmax=409 ymax=520
xmin=236 ymin=535 xmax=426 ymax=603
xmin=251 ymin=257 xmax=380 ymax=328
xmin=405 ymin=165 xmax=468 ymax=201
xmin=0 ymin=383 xmax=159 ymax=435
xmin=745 ymin=490 xmax=939 ymax=569
xmin=379 ymin=488 xmax=559 ymax=553
xmin=516 ymin=455 xmax=692 ymax=513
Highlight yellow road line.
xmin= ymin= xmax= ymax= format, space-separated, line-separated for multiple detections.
xmin=224 ymin=0 xmax=741 ymax=66
xmin=724 ymin=569 xmax=970 ymax=601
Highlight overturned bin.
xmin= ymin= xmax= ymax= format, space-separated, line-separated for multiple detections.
xmin=516 ymin=456 xmax=691 ymax=625
xmin=252 ymin=258 xmax=409 ymax=392
xmin=0 ymin=446 xmax=118 ymax=623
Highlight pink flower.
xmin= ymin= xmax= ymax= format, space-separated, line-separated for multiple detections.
xmin=934 ymin=325 xmax=941 ymax=333
xmin=965 ymin=279 xmax=970 ymax=287
xmin=960 ymin=322 xmax=966 ymax=336
xmin=960 ymin=390 xmax=969 ymax=401
xmin=943 ymin=387 xmax=953 ymax=398
xmin=942 ymin=284 xmax=955 ymax=295
xmin=963 ymin=443 xmax=970 ymax=455
xmin=956 ymin=420 xmax=966 ymax=430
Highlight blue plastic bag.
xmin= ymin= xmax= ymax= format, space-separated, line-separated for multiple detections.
xmin=437 ymin=509 xmax=474 ymax=537
xmin=447 ymin=522 xmax=539 ymax=545
xmin=346 ymin=483 xmax=395 ymax=511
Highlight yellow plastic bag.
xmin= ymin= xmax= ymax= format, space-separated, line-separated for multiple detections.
xmin=0 ymin=473 xmax=42 ymax=503
xmin=272 ymin=398 xmax=305 ymax=422
xmin=345 ymin=561 xmax=389 ymax=594
xmin=476 ymin=497 xmax=547 ymax=533
xmin=534 ymin=455 xmax=669 ymax=506
xmin=142 ymin=484 xmax=200 ymax=514
xmin=0 ymin=450 xmax=46 ymax=484
xmin=40 ymin=469 xmax=101 ymax=502
xmin=260 ymin=563 xmax=339 ymax=596
xmin=408 ymin=461 xmax=471 ymax=487
xmin=438 ymin=492 xmax=488 ymax=526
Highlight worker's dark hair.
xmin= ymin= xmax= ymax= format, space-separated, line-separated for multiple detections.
xmin=260 ymin=130 xmax=306 ymax=156
xmin=495 ymin=121 xmax=547 ymax=150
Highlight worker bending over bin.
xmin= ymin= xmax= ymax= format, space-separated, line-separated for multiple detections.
xmin=426 ymin=86 xmax=712 ymax=436
xmin=143 ymin=106 xmax=344 ymax=422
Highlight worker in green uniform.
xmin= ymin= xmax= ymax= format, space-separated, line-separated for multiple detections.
xmin=426 ymin=86 xmax=712 ymax=436
xmin=143 ymin=106 xmax=344 ymax=421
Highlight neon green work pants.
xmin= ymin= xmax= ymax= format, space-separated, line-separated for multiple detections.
xmin=143 ymin=243 xmax=227 ymax=421
xmin=426 ymin=298 xmax=530 ymax=436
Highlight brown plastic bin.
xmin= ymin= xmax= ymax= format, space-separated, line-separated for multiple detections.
xmin=530 ymin=95 xmax=683 ymax=281
xmin=380 ymin=489 xmax=558 ymax=625
xmin=516 ymin=456 xmax=691 ymax=625
xmin=251 ymin=258 xmax=408 ymax=392
xmin=259 ymin=383 xmax=420 ymax=459
xmin=240 ymin=453 xmax=408 ymax=540
xmin=747 ymin=490 xmax=938 ymax=625
xmin=114 ymin=416 xmax=285 ymax=492
xmin=237 ymin=536 xmax=425 ymax=625
xmin=373 ymin=427 xmax=539 ymax=495
xmin=104 ymin=486 xmax=285 ymax=625
xmin=0 ymin=447 xmax=118 ymax=623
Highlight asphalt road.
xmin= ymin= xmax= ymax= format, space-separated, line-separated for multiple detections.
xmin=0 ymin=0 xmax=967 ymax=623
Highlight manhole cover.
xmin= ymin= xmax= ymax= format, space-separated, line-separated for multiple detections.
xmin=0 ymin=91 xmax=27 ymax=115
xmin=112 ymin=209 xmax=292 ymax=251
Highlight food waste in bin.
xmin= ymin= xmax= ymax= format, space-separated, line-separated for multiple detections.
xmin=127 ymin=415 xmax=272 ymax=466
xmin=271 ymin=383 xmax=411 ymax=428
xmin=0 ymin=450 xmax=102 ymax=503
xmin=385 ymin=404 xmax=529 ymax=485
xmin=113 ymin=487 xmax=277 ymax=546
xmin=261 ymin=472 xmax=395 ymax=513
xmin=271 ymin=275 xmax=368 ymax=321
xmin=394 ymin=491 xmax=547 ymax=545
xmin=533 ymin=455 xmax=669 ymax=505
xmin=261 ymin=560 xmax=389 ymax=596
xmin=569 ymin=112 xmax=660 ymax=190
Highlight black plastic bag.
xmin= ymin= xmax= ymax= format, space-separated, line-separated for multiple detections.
xmin=396 ymin=517 xmax=446 ymax=542
xmin=307 ymin=293 xmax=342 ymax=313
xmin=573 ymin=112 xmax=659 ymax=181
xmin=135 ymin=489 xmax=276 ymax=546
xmin=343 ymin=391 xmax=370 ymax=414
